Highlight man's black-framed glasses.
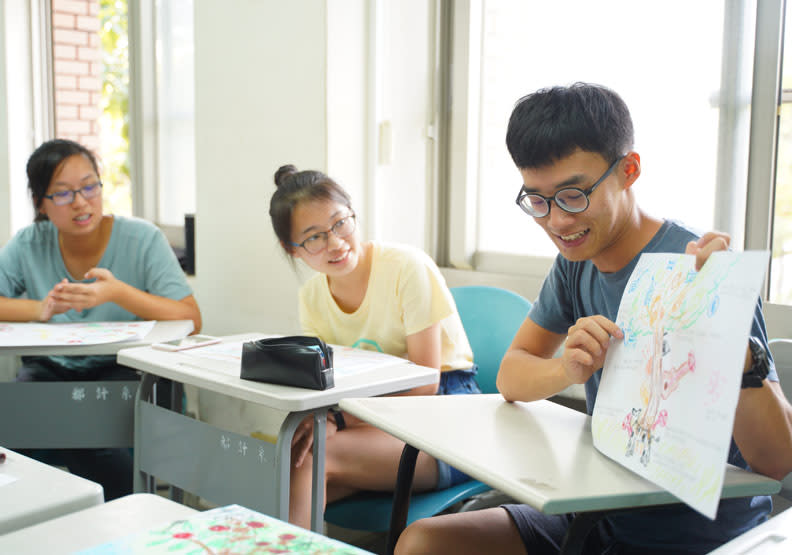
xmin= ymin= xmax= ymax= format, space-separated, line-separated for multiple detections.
xmin=515 ymin=157 xmax=623 ymax=218
xmin=43 ymin=182 xmax=103 ymax=206
xmin=291 ymin=213 xmax=357 ymax=254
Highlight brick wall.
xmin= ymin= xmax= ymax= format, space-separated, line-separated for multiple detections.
xmin=52 ymin=0 xmax=101 ymax=151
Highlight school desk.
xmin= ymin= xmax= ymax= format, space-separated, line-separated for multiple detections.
xmin=0 ymin=493 xmax=198 ymax=554
xmin=707 ymin=506 xmax=792 ymax=554
xmin=116 ymin=333 xmax=439 ymax=533
xmin=0 ymin=320 xmax=194 ymax=449
xmin=0 ymin=446 xmax=104 ymax=534
xmin=338 ymin=394 xmax=782 ymax=555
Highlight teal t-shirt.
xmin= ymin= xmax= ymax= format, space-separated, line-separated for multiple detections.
xmin=0 ymin=215 xmax=193 ymax=372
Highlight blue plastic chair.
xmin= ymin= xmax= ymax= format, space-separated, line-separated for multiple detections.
xmin=323 ymin=285 xmax=532 ymax=532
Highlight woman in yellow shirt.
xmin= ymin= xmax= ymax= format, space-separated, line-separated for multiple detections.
xmin=270 ymin=164 xmax=479 ymax=528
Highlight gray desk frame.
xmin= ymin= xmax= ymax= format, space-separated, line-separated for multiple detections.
xmin=118 ymin=333 xmax=439 ymax=533
xmin=339 ymin=394 xmax=781 ymax=555
xmin=0 ymin=320 xmax=193 ymax=449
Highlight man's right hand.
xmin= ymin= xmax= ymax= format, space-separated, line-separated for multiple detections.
xmin=561 ymin=315 xmax=623 ymax=383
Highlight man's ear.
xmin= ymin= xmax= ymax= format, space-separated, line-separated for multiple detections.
xmin=622 ymin=151 xmax=641 ymax=189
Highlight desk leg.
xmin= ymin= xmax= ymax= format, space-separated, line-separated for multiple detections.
xmin=386 ymin=443 xmax=419 ymax=555
xmin=310 ymin=410 xmax=328 ymax=533
xmin=560 ymin=510 xmax=609 ymax=555
xmin=133 ymin=372 xmax=155 ymax=494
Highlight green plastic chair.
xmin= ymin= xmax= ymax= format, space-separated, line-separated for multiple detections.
xmin=323 ymin=285 xmax=532 ymax=532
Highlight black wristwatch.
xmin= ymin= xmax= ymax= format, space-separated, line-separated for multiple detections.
xmin=742 ymin=337 xmax=770 ymax=389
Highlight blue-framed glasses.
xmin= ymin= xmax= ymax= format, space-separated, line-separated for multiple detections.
xmin=43 ymin=182 xmax=103 ymax=206
xmin=291 ymin=213 xmax=356 ymax=254
xmin=515 ymin=157 xmax=623 ymax=218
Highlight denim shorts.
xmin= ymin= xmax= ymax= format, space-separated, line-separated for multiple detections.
xmin=435 ymin=367 xmax=481 ymax=490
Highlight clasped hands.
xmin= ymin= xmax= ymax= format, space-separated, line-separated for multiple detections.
xmin=39 ymin=268 xmax=120 ymax=321
xmin=560 ymin=231 xmax=730 ymax=384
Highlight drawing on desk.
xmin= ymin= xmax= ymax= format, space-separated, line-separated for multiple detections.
xmin=79 ymin=504 xmax=371 ymax=554
xmin=593 ymin=251 xmax=768 ymax=519
xmin=0 ymin=321 xmax=155 ymax=347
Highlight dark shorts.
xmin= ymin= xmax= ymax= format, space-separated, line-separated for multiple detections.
xmin=435 ymin=367 xmax=481 ymax=490
xmin=502 ymin=504 xmax=702 ymax=555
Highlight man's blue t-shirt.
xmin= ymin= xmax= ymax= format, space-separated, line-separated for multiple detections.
xmin=0 ymin=216 xmax=193 ymax=373
xmin=529 ymin=219 xmax=776 ymax=551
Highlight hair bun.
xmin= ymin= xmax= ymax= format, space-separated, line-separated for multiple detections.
xmin=274 ymin=164 xmax=298 ymax=188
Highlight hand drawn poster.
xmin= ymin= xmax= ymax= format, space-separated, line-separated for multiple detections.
xmin=79 ymin=504 xmax=371 ymax=554
xmin=0 ymin=320 xmax=155 ymax=347
xmin=592 ymin=250 xmax=769 ymax=518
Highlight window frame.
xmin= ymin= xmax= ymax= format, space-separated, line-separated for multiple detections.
xmin=443 ymin=1 xmax=787 ymax=299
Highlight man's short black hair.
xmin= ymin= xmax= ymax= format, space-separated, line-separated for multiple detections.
xmin=506 ymin=82 xmax=634 ymax=169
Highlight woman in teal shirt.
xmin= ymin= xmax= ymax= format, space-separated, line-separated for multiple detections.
xmin=0 ymin=139 xmax=202 ymax=498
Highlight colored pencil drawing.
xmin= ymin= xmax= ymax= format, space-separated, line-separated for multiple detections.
xmin=0 ymin=320 xmax=155 ymax=347
xmin=593 ymin=250 xmax=769 ymax=518
xmin=79 ymin=504 xmax=372 ymax=554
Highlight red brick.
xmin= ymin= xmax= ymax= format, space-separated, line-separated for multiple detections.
xmin=79 ymin=106 xmax=100 ymax=122
xmin=89 ymin=34 xmax=99 ymax=48
xmin=78 ymin=76 xmax=101 ymax=91
xmin=52 ymin=0 xmax=89 ymax=15
xmin=76 ymin=15 xmax=100 ymax=32
xmin=55 ymin=104 xmax=78 ymax=119
xmin=54 ymin=74 xmax=77 ymax=89
xmin=57 ymin=119 xmax=92 ymax=134
xmin=53 ymin=28 xmax=88 ymax=46
xmin=53 ymin=44 xmax=77 ymax=60
xmin=91 ymin=92 xmax=102 ymax=105
xmin=55 ymin=89 xmax=90 ymax=105
xmin=77 ymin=46 xmax=99 ymax=61
xmin=90 ymin=62 xmax=101 ymax=76
xmin=55 ymin=59 xmax=90 ymax=75
xmin=52 ymin=13 xmax=76 ymax=28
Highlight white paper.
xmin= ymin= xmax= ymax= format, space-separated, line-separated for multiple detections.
xmin=0 ymin=321 xmax=156 ymax=347
xmin=592 ymin=251 xmax=769 ymax=518
xmin=181 ymin=340 xmax=409 ymax=379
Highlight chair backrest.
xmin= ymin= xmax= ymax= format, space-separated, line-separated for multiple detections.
xmin=769 ymin=338 xmax=792 ymax=403
xmin=768 ymin=338 xmax=792 ymax=496
xmin=450 ymin=286 xmax=532 ymax=394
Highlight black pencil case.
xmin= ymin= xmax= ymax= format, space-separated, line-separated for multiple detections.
xmin=240 ymin=335 xmax=334 ymax=390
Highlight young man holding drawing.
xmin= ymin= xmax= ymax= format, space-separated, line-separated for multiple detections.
xmin=395 ymin=83 xmax=792 ymax=554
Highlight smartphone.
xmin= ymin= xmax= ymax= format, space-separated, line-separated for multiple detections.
xmin=152 ymin=334 xmax=221 ymax=352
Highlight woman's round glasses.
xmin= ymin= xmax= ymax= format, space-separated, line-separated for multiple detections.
xmin=44 ymin=182 xmax=103 ymax=206
xmin=291 ymin=213 xmax=356 ymax=254
xmin=515 ymin=157 xmax=623 ymax=218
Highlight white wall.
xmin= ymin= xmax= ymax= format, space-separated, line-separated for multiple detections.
xmin=191 ymin=0 xmax=437 ymax=337
xmin=193 ymin=1 xmax=331 ymax=338
xmin=191 ymin=0 xmax=376 ymax=434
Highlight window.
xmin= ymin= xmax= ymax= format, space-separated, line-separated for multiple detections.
xmin=49 ymin=0 xmax=194 ymax=231
xmin=446 ymin=1 xmax=759 ymax=279
xmin=771 ymin=1 xmax=792 ymax=303
xmin=154 ymin=0 xmax=195 ymax=228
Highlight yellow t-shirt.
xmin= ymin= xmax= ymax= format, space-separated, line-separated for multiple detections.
xmin=298 ymin=242 xmax=473 ymax=372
